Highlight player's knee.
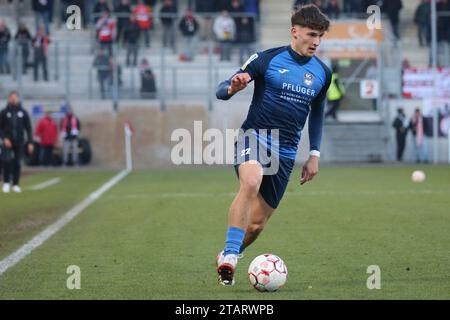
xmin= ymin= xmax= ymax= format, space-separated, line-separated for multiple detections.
xmin=240 ymin=176 xmax=261 ymax=196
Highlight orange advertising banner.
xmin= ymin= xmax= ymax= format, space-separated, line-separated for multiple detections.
xmin=323 ymin=22 xmax=384 ymax=42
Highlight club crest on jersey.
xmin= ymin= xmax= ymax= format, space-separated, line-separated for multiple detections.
xmin=304 ymin=73 xmax=314 ymax=86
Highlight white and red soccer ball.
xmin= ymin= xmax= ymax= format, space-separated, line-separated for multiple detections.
xmin=411 ymin=170 xmax=426 ymax=183
xmin=248 ymin=254 xmax=287 ymax=292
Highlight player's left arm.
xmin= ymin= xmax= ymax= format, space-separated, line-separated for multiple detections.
xmin=301 ymin=74 xmax=331 ymax=185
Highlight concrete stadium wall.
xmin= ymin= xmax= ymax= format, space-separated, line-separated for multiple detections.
xmin=19 ymin=98 xmax=450 ymax=169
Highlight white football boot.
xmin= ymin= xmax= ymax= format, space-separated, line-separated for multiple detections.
xmin=216 ymin=250 xmax=244 ymax=267
xmin=12 ymin=185 xmax=22 ymax=193
xmin=2 ymin=183 xmax=11 ymax=193
xmin=217 ymin=253 xmax=238 ymax=286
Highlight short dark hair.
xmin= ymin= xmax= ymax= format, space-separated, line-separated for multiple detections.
xmin=291 ymin=4 xmax=330 ymax=33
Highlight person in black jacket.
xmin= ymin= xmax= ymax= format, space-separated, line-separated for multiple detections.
xmin=392 ymin=108 xmax=408 ymax=162
xmin=178 ymin=8 xmax=199 ymax=61
xmin=382 ymin=0 xmax=403 ymax=40
xmin=93 ymin=0 xmax=111 ymax=23
xmin=15 ymin=23 xmax=33 ymax=74
xmin=0 ymin=19 xmax=11 ymax=75
xmin=0 ymin=91 xmax=33 ymax=193
xmin=160 ymin=0 xmax=177 ymax=53
xmin=235 ymin=16 xmax=255 ymax=66
xmin=32 ymin=0 xmax=51 ymax=35
xmin=124 ymin=14 xmax=141 ymax=66
xmin=115 ymin=0 xmax=132 ymax=44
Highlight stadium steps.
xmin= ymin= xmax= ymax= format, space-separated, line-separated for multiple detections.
xmin=259 ymin=1 xmax=292 ymax=49
xmin=321 ymin=121 xmax=388 ymax=162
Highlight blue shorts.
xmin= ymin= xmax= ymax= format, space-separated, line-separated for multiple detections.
xmin=233 ymin=134 xmax=295 ymax=209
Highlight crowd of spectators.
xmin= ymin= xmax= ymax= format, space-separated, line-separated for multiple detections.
xmin=1 ymin=0 xmax=449 ymax=100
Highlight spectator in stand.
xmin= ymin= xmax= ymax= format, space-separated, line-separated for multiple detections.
xmin=326 ymin=0 xmax=341 ymax=20
xmin=124 ymin=14 xmax=140 ymax=67
xmin=179 ymin=8 xmax=199 ymax=61
xmin=139 ymin=58 xmax=157 ymax=99
xmin=325 ymin=64 xmax=346 ymax=121
xmin=231 ymin=0 xmax=253 ymax=63
xmin=312 ymin=0 xmax=327 ymax=13
xmin=115 ymin=0 xmax=132 ymax=44
xmin=437 ymin=0 xmax=450 ymax=43
xmin=342 ymin=0 xmax=359 ymax=16
xmin=414 ymin=0 xmax=431 ymax=47
xmin=293 ymin=0 xmax=312 ymax=10
xmin=15 ymin=23 xmax=32 ymax=75
xmin=230 ymin=0 xmax=245 ymax=32
xmin=133 ymin=0 xmax=153 ymax=48
xmin=93 ymin=0 xmax=111 ymax=23
xmin=34 ymin=111 xmax=58 ymax=166
xmin=96 ymin=10 xmax=116 ymax=57
xmin=0 ymin=19 xmax=11 ymax=75
xmin=93 ymin=48 xmax=111 ymax=99
xmin=108 ymin=56 xmax=123 ymax=88
xmin=60 ymin=107 xmax=81 ymax=166
xmin=217 ymin=0 xmax=232 ymax=11
xmin=214 ymin=10 xmax=235 ymax=62
xmin=32 ymin=25 xmax=50 ymax=82
xmin=235 ymin=16 xmax=255 ymax=66
xmin=409 ymin=108 xmax=430 ymax=163
xmin=195 ymin=0 xmax=217 ymax=41
xmin=244 ymin=0 xmax=260 ymax=21
xmin=144 ymin=0 xmax=157 ymax=7
xmin=382 ymin=0 xmax=403 ymax=40
xmin=160 ymin=0 xmax=177 ymax=53
xmin=32 ymin=0 xmax=51 ymax=35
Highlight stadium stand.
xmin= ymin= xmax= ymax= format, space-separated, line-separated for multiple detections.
xmin=0 ymin=0 xmax=449 ymax=166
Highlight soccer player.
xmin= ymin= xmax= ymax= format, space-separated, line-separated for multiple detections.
xmin=215 ymin=5 xmax=332 ymax=285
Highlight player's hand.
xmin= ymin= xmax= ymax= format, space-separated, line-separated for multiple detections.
xmin=228 ymin=73 xmax=251 ymax=95
xmin=300 ymin=156 xmax=319 ymax=185
xmin=4 ymin=138 xmax=12 ymax=149
xmin=27 ymin=143 xmax=34 ymax=155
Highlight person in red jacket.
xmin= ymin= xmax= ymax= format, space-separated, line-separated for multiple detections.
xmin=96 ymin=10 xmax=116 ymax=56
xmin=133 ymin=0 xmax=153 ymax=48
xmin=34 ymin=111 xmax=58 ymax=166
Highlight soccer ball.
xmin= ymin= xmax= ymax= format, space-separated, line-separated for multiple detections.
xmin=248 ymin=254 xmax=287 ymax=292
xmin=412 ymin=170 xmax=426 ymax=183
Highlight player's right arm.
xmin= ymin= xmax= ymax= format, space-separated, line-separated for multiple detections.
xmin=216 ymin=73 xmax=252 ymax=100
xmin=216 ymin=52 xmax=262 ymax=100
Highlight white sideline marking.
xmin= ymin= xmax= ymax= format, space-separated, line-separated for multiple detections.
xmin=0 ymin=170 xmax=130 ymax=276
xmin=31 ymin=178 xmax=61 ymax=191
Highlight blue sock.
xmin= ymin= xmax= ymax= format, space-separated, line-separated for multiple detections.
xmin=224 ymin=227 xmax=245 ymax=256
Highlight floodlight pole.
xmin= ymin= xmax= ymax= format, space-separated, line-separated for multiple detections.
xmin=431 ymin=0 xmax=438 ymax=164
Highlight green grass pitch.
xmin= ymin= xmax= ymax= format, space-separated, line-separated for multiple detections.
xmin=0 ymin=166 xmax=449 ymax=299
